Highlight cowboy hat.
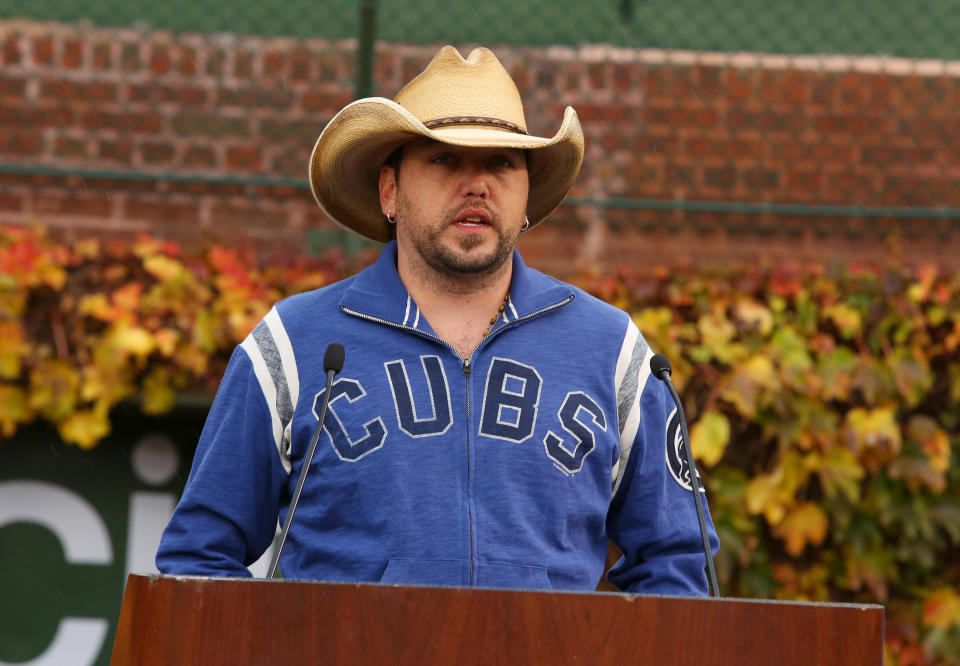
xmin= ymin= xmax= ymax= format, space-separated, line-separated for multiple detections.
xmin=308 ymin=45 xmax=584 ymax=243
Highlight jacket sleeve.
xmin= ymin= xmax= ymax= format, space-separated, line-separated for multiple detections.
xmin=155 ymin=345 xmax=290 ymax=576
xmin=605 ymin=324 xmax=719 ymax=595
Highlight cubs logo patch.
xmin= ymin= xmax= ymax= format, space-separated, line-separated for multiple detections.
xmin=665 ymin=407 xmax=704 ymax=492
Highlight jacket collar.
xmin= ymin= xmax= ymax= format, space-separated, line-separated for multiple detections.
xmin=340 ymin=240 xmax=575 ymax=330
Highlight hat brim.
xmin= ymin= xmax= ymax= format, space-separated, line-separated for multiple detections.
xmin=309 ymin=98 xmax=584 ymax=243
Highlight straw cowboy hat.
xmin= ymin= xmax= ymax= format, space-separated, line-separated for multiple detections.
xmin=309 ymin=45 xmax=584 ymax=243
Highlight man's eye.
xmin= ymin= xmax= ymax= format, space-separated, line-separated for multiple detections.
xmin=492 ymin=155 xmax=516 ymax=168
xmin=431 ymin=153 xmax=455 ymax=165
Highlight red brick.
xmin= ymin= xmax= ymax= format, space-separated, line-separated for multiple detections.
xmin=809 ymin=72 xmax=837 ymax=107
xmin=263 ymin=50 xmax=286 ymax=77
xmin=128 ymin=83 xmax=207 ymax=106
xmin=99 ymin=138 xmax=134 ymax=161
xmin=588 ymin=63 xmax=606 ymax=90
xmin=141 ymin=141 xmax=176 ymax=164
xmin=744 ymin=168 xmax=779 ymax=190
xmin=785 ymin=170 xmax=823 ymax=192
xmin=217 ymin=86 xmax=291 ymax=108
xmin=149 ymin=46 xmax=172 ymax=75
xmin=124 ymin=196 xmax=201 ymax=225
xmin=813 ymin=114 xmax=868 ymax=134
xmin=210 ymin=203 xmax=290 ymax=230
xmin=120 ymin=42 xmax=141 ymax=71
xmin=53 ymin=135 xmax=89 ymax=159
xmin=0 ymin=76 xmax=26 ymax=97
xmin=182 ymin=144 xmax=218 ymax=168
xmin=92 ymin=41 xmax=112 ymax=70
xmin=35 ymin=191 xmax=113 ymax=217
xmin=40 ymin=79 xmax=118 ymax=103
xmin=270 ymin=147 xmax=311 ymax=177
xmin=234 ymin=49 xmax=254 ymax=78
xmin=704 ymin=167 xmax=737 ymax=188
xmin=33 ymin=35 xmax=54 ymax=66
xmin=3 ymin=34 xmax=22 ymax=65
xmin=0 ymin=130 xmax=43 ymax=155
xmin=838 ymin=72 xmax=873 ymax=107
xmin=176 ymin=46 xmax=199 ymax=76
xmin=780 ymin=71 xmax=809 ymax=105
xmin=61 ymin=39 xmax=83 ymax=69
xmin=290 ymin=48 xmax=315 ymax=80
xmin=259 ymin=118 xmax=321 ymax=142
xmin=171 ymin=113 xmax=249 ymax=137
xmin=0 ymin=189 xmax=25 ymax=211
xmin=725 ymin=69 xmax=754 ymax=103
xmin=301 ymin=88 xmax=351 ymax=113
xmin=224 ymin=145 xmax=263 ymax=170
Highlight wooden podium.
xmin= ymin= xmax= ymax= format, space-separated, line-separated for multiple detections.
xmin=111 ymin=574 xmax=884 ymax=665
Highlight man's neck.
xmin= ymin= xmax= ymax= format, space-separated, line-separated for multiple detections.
xmin=398 ymin=255 xmax=514 ymax=359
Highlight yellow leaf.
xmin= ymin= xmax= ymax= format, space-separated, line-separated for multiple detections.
xmin=697 ymin=309 xmax=736 ymax=347
xmin=29 ymin=359 xmax=80 ymax=421
xmin=108 ymin=323 xmax=155 ymax=357
xmin=78 ymin=293 xmax=116 ymax=321
xmin=154 ymin=328 xmax=180 ymax=356
xmin=773 ymin=502 xmax=828 ymax=557
xmin=80 ymin=364 xmax=135 ymax=404
xmin=142 ymin=369 xmax=176 ymax=415
xmin=143 ymin=254 xmax=185 ymax=283
xmin=745 ymin=452 xmax=810 ymax=526
xmin=720 ymin=354 xmax=779 ymax=417
xmin=734 ymin=298 xmax=774 ymax=336
xmin=812 ymin=447 xmax=864 ymax=502
xmin=112 ymin=282 xmax=143 ymax=314
xmin=58 ymin=406 xmax=111 ymax=449
xmin=0 ymin=321 xmax=26 ymax=378
xmin=843 ymin=406 xmax=902 ymax=471
xmin=907 ymin=415 xmax=951 ymax=472
xmin=0 ymin=384 xmax=31 ymax=437
xmin=691 ymin=411 xmax=730 ymax=467
xmin=924 ymin=589 xmax=960 ymax=630
xmin=824 ymin=303 xmax=862 ymax=338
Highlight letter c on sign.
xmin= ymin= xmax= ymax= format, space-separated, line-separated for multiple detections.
xmin=0 ymin=481 xmax=112 ymax=666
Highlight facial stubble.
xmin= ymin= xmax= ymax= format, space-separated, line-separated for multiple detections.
xmin=396 ymin=192 xmax=520 ymax=279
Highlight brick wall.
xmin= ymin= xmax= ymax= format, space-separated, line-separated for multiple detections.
xmin=2 ymin=19 xmax=958 ymax=275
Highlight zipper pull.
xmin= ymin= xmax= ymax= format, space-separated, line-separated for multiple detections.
xmin=462 ymin=358 xmax=471 ymax=376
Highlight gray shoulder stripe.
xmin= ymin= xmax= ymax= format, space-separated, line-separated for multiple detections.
xmin=617 ymin=334 xmax=648 ymax=432
xmin=252 ymin=320 xmax=293 ymax=428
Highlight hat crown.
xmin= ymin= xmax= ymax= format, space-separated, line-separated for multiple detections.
xmin=394 ymin=46 xmax=528 ymax=134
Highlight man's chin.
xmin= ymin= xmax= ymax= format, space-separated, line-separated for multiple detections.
xmin=434 ymin=243 xmax=508 ymax=275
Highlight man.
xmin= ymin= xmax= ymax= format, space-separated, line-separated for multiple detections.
xmin=157 ymin=46 xmax=718 ymax=594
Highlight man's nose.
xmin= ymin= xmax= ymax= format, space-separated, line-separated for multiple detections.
xmin=461 ymin=164 xmax=489 ymax=199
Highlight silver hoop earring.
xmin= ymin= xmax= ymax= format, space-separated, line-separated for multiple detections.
xmin=386 ymin=210 xmax=397 ymax=224
xmin=520 ymin=216 xmax=531 ymax=233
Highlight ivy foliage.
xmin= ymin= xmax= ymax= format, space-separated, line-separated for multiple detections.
xmin=578 ymin=261 xmax=960 ymax=665
xmin=2 ymin=225 xmax=959 ymax=663
xmin=0 ymin=224 xmax=360 ymax=448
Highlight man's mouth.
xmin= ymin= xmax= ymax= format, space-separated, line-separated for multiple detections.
xmin=453 ymin=208 xmax=492 ymax=229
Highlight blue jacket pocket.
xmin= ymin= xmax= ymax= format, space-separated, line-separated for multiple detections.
xmin=379 ymin=558 xmax=464 ymax=586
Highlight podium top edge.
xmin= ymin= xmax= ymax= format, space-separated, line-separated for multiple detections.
xmin=126 ymin=574 xmax=884 ymax=611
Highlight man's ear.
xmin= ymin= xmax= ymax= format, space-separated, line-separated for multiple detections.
xmin=379 ymin=165 xmax=397 ymax=216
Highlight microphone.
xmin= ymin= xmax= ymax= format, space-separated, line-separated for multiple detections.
xmin=650 ymin=353 xmax=720 ymax=597
xmin=267 ymin=343 xmax=345 ymax=579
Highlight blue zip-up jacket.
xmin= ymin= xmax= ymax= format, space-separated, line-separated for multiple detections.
xmin=157 ymin=241 xmax=718 ymax=594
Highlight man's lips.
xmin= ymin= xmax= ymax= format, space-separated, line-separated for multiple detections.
xmin=453 ymin=208 xmax=492 ymax=228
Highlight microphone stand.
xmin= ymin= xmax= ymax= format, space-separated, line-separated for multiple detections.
xmin=651 ymin=354 xmax=720 ymax=597
xmin=267 ymin=344 xmax=344 ymax=579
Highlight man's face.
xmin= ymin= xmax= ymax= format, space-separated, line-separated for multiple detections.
xmin=380 ymin=139 xmax=529 ymax=280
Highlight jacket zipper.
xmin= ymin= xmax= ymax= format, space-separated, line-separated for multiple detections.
xmin=341 ymin=295 xmax=574 ymax=586
xmin=462 ymin=356 xmax=474 ymax=584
